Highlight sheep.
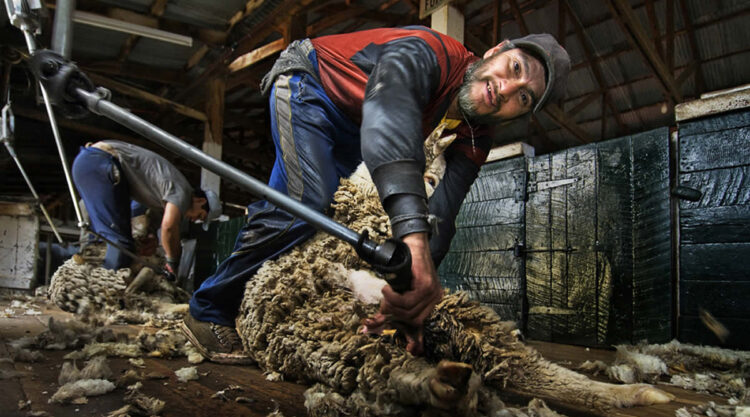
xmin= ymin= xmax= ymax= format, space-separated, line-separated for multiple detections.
xmin=48 ymin=241 xmax=189 ymax=327
xmin=234 ymin=123 xmax=673 ymax=416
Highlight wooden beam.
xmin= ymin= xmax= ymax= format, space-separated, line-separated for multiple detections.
xmin=565 ymin=47 xmax=750 ymax=104
xmin=186 ymin=45 xmax=210 ymax=70
xmin=150 ymin=0 xmax=169 ymax=17
xmin=600 ymin=91 xmax=607 ymax=139
xmin=567 ymin=92 xmax=601 ymax=117
xmin=464 ymin=29 xmax=490 ymax=56
xmin=677 ymin=0 xmax=706 ymax=92
xmin=492 ymin=0 xmax=502 ymax=45
xmin=285 ymin=12 xmax=307 ymax=43
xmin=13 ymin=106 xmax=149 ymax=145
xmin=178 ymin=0 xmax=322 ymax=105
xmin=81 ymin=61 xmax=187 ymax=86
xmin=644 ymin=0 xmax=664 ymax=59
xmin=564 ymin=1 xmax=627 ymax=134
xmin=556 ymin=0 xmax=566 ymax=108
xmin=543 ymin=103 xmax=593 ymax=144
xmin=529 ymin=114 xmax=551 ymax=145
xmin=232 ymin=0 xmax=312 ymax=58
xmin=666 ymin=0 xmax=674 ymax=73
xmin=228 ymin=0 xmax=267 ymax=28
xmin=88 ymin=73 xmax=207 ymax=122
xmin=608 ymin=0 xmax=683 ymax=103
xmin=486 ymin=141 xmax=535 ymax=163
xmin=201 ymin=77 xmax=226 ymax=195
xmin=228 ymin=38 xmax=286 ymax=73
xmin=675 ymin=61 xmax=697 ymax=87
xmin=556 ymin=0 xmax=565 ymax=47
xmin=107 ymin=7 xmax=160 ymax=28
xmin=431 ymin=4 xmax=464 ymax=43
xmin=226 ymin=68 xmax=264 ymax=92
xmin=181 ymin=0 xmax=267 ymax=74
xmin=506 ymin=0 xmax=591 ymax=143
xmin=675 ymin=85 xmax=750 ymax=122
xmin=507 ymin=0 xmax=530 ymax=35
xmin=307 ymin=5 xmax=369 ymax=35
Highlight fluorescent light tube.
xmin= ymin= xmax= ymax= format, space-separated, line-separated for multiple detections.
xmin=73 ymin=10 xmax=193 ymax=47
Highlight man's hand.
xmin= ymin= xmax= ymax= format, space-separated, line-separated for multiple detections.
xmin=365 ymin=232 xmax=443 ymax=355
xmin=163 ymin=257 xmax=178 ymax=282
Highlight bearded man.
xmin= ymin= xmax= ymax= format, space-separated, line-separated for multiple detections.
xmin=181 ymin=26 xmax=570 ymax=361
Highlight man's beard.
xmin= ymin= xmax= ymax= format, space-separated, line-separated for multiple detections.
xmin=457 ymin=57 xmax=505 ymax=125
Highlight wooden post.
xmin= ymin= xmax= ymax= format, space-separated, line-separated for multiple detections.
xmin=430 ymin=4 xmax=464 ymax=44
xmin=202 ymin=77 xmax=226 ymax=197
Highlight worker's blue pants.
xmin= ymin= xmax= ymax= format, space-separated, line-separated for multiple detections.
xmin=189 ymin=66 xmax=361 ymax=326
xmin=72 ymin=146 xmax=135 ymax=270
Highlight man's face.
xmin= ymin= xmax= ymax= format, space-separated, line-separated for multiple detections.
xmin=185 ymin=197 xmax=208 ymax=222
xmin=458 ymin=45 xmax=546 ymax=124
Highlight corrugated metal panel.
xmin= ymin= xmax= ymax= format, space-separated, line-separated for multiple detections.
xmin=165 ymin=0 xmax=248 ymax=29
xmin=703 ymin=53 xmax=750 ymax=92
xmin=566 ymin=66 xmax=597 ymax=100
xmin=128 ymin=37 xmax=200 ymax=69
xmin=96 ymin=0 xmax=151 ymax=13
xmin=236 ymin=0 xmax=284 ymax=35
xmin=686 ymin=0 xmax=748 ymax=24
xmin=71 ymin=25 xmax=131 ymax=60
xmin=567 ymin=0 xmax=610 ymax=27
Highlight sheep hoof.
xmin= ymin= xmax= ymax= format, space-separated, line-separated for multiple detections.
xmin=618 ymin=383 xmax=674 ymax=406
xmin=429 ymin=360 xmax=474 ymax=402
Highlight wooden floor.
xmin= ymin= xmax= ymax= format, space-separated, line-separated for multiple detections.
xmin=0 ymin=298 xmax=727 ymax=417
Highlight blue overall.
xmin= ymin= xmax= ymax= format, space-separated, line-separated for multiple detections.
xmin=189 ymin=51 xmax=362 ymax=326
xmin=72 ymin=146 xmax=135 ymax=269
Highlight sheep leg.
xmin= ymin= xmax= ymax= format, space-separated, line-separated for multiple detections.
xmin=507 ymin=349 xmax=674 ymax=410
xmin=125 ymin=267 xmax=155 ymax=294
xmin=390 ymin=359 xmax=480 ymax=412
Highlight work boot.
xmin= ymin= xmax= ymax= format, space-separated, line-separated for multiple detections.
xmin=180 ymin=313 xmax=253 ymax=364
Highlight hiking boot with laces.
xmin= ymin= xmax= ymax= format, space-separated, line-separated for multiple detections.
xmin=181 ymin=313 xmax=252 ymax=364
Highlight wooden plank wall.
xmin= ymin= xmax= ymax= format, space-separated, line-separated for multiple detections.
xmin=631 ymin=127 xmax=672 ymax=344
xmin=677 ymin=109 xmax=750 ymax=349
xmin=439 ymin=158 xmax=526 ymax=322
xmin=523 ymin=130 xmax=672 ymax=346
xmin=597 ymin=137 xmax=634 ymax=345
xmin=526 ymin=145 xmax=601 ymax=345
xmin=444 ymin=129 xmax=672 ymax=346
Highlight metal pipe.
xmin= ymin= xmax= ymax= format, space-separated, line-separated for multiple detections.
xmin=2 ymin=139 xmax=64 ymax=243
xmin=21 ymin=30 xmax=85 ymax=225
xmin=51 ymin=0 xmax=75 ymax=59
xmin=75 ymin=87 xmax=380 ymax=257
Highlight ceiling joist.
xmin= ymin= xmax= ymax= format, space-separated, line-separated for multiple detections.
xmin=88 ymin=73 xmax=207 ymax=122
xmin=607 ymin=0 xmax=683 ymax=104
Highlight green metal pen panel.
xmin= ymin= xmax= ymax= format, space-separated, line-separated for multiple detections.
xmin=678 ymin=109 xmax=750 ymax=349
xmin=188 ymin=216 xmax=246 ymax=289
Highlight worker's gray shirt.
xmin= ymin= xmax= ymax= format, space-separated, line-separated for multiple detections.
xmin=101 ymin=140 xmax=193 ymax=216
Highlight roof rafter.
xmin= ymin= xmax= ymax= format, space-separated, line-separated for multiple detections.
xmin=507 ymin=0 xmax=592 ymax=144
xmin=677 ymin=0 xmax=706 ymax=92
xmin=606 ymin=0 xmax=682 ymax=103
xmin=88 ymin=73 xmax=207 ymax=121
xmin=564 ymin=0 xmax=627 ymax=134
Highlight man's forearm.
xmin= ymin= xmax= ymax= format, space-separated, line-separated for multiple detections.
xmin=161 ymin=225 xmax=181 ymax=261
